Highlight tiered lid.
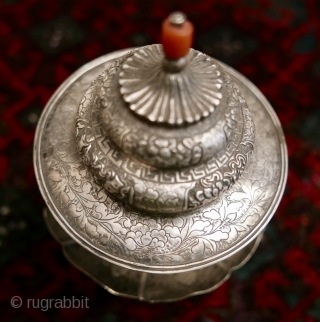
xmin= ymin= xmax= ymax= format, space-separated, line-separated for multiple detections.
xmin=34 ymin=13 xmax=287 ymax=273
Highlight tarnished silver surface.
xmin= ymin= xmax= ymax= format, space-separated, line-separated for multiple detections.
xmin=44 ymin=208 xmax=263 ymax=302
xmin=34 ymin=47 xmax=287 ymax=277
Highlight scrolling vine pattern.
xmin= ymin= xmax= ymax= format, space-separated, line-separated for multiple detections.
xmin=45 ymin=139 xmax=277 ymax=265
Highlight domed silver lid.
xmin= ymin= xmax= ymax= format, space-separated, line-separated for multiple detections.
xmin=34 ymin=15 xmax=287 ymax=275
xmin=76 ymin=44 xmax=254 ymax=214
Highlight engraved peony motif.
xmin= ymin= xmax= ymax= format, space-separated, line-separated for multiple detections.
xmin=76 ymin=58 xmax=254 ymax=212
xmin=125 ymin=223 xmax=168 ymax=250
xmin=119 ymin=45 xmax=223 ymax=125
xmin=45 ymin=137 xmax=278 ymax=266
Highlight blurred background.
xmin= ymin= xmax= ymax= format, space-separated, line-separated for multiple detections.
xmin=0 ymin=0 xmax=320 ymax=321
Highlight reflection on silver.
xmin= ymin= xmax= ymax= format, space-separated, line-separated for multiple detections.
xmin=44 ymin=208 xmax=263 ymax=303
xmin=169 ymin=12 xmax=187 ymax=26
xmin=119 ymin=46 xmax=223 ymax=124
xmin=34 ymin=47 xmax=287 ymax=301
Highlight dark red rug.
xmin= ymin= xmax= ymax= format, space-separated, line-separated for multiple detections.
xmin=1 ymin=0 xmax=320 ymax=321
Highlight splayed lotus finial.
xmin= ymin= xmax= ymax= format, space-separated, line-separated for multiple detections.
xmin=119 ymin=13 xmax=223 ymax=125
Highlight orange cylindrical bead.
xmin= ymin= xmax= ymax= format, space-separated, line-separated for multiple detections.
xmin=161 ymin=17 xmax=194 ymax=60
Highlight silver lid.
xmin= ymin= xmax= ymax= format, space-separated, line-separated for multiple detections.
xmin=76 ymin=45 xmax=254 ymax=213
xmin=34 ymin=46 xmax=287 ymax=274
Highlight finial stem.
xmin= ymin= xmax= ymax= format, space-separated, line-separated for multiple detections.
xmin=169 ymin=12 xmax=187 ymax=26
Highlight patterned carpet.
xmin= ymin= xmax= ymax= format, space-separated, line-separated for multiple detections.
xmin=1 ymin=0 xmax=320 ymax=321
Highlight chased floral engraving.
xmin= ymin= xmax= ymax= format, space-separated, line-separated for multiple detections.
xmin=188 ymin=74 xmax=255 ymax=208
xmin=36 ymin=49 xmax=285 ymax=272
xmin=75 ymin=46 xmax=255 ymax=213
xmin=44 ymin=140 xmax=277 ymax=266
xmin=100 ymin=47 xmax=235 ymax=170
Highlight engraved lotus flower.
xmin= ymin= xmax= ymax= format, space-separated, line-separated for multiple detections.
xmin=119 ymin=45 xmax=223 ymax=125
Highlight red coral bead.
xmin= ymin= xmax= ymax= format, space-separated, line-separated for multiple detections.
xmin=161 ymin=17 xmax=194 ymax=60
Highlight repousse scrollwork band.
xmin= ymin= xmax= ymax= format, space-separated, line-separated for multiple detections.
xmin=76 ymin=45 xmax=254 ymax=213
